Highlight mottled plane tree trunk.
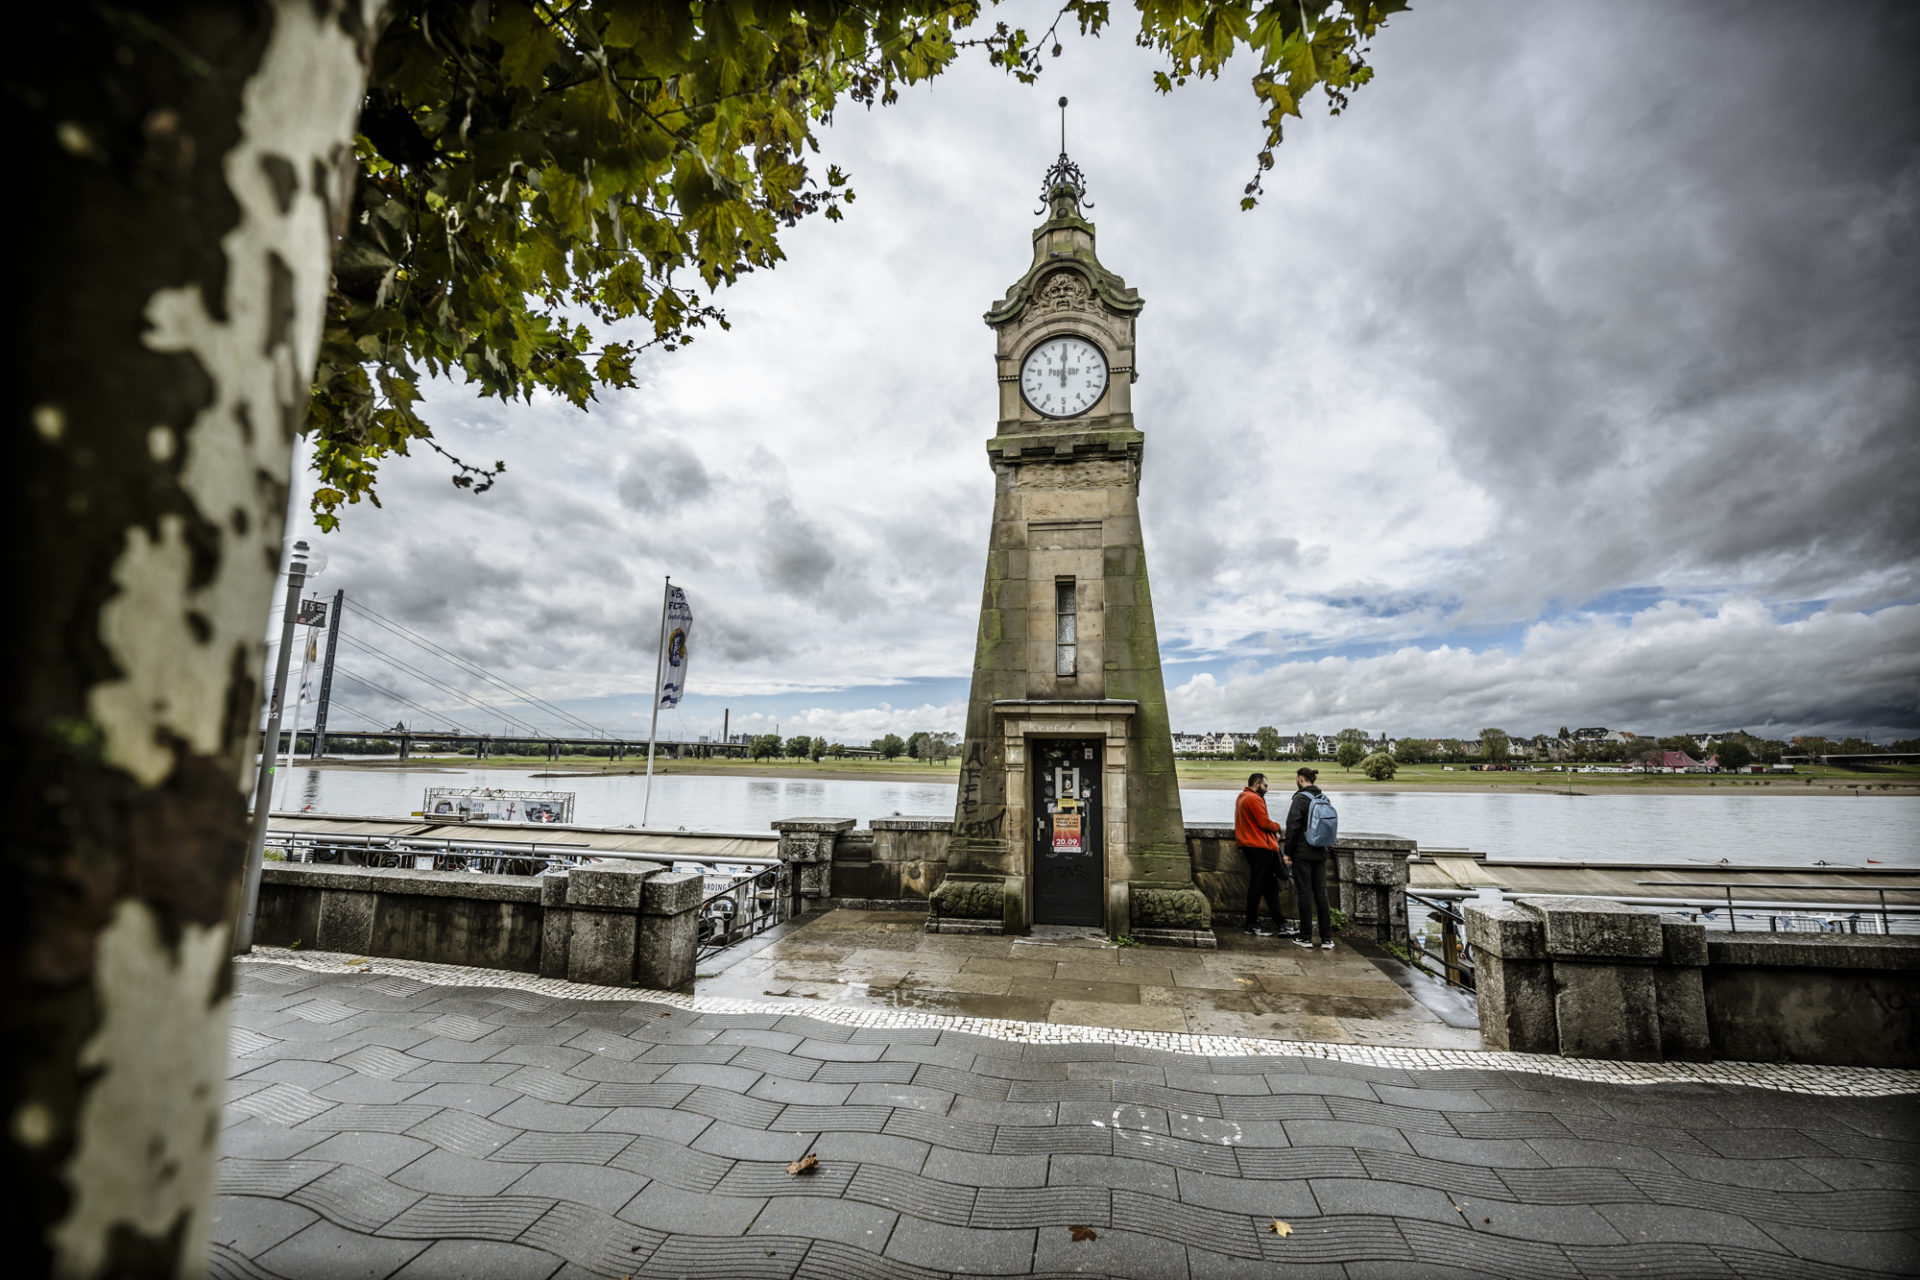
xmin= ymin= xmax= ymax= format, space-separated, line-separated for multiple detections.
xmin=4 ymin=3 xmax=377 ymax=1272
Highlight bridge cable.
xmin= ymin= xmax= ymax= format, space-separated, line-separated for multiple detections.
xmin=344 ymin=595 xmax=616 ymax=739
xmin=329 ymin=667 xmax=480 ymax=736
xmin=334 ymin=633 xmax=548 ymax=737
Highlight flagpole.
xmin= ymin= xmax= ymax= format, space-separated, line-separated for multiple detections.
xmin=279 ymin=612 xmax=316 ymax=811
xmin=642 ymin=575 xmax=671 ymax=828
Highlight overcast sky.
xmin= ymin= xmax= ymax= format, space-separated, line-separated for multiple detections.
xmin=278 ymin=0 xmax=1920 ymax=747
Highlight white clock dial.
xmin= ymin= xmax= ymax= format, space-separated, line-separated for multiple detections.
xmin=1020 ymin=336 xmax=1109 ymax=418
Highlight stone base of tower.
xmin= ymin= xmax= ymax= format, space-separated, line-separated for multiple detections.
xmin=926 ymin=873 xmax=1023 ymax=936
xmin=925 ymin=877 xmax=1216 ymax=947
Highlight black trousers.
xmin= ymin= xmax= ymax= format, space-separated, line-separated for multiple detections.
xmin=1293 ymin=857 xmax=1333 ymax=942
xmin=1239 ymin=845 xmax=1288 ymax=929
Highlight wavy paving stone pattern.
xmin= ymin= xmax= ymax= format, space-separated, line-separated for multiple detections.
xmin=215 ymin=962 xmax=1920 ymax=1279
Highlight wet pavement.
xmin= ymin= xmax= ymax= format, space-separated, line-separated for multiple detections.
xmin=215 ymin=957 xmax=1920 ymax=1279
xmin=692 ymin=910 xmax=1482 ymax=1050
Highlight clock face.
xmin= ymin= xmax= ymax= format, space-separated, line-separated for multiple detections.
xmin=1020 ymin=336 xmax=1109 ymax=418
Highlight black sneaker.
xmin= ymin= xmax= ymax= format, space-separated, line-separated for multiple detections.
xmin=1275 ymin=924 xmax=1298 ymax=937
xmin=1242 ymin=926 xmax=1276 ymax=937
xmin=1291 ymin=936 xmax=1317 ymax=949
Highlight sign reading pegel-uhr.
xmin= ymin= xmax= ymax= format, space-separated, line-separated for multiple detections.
xmin=657 ymin=586 xmax=692 ymax=707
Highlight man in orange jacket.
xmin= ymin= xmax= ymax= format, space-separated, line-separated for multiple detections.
xmin=1234 ymin=773 xmax=1294 ymax=937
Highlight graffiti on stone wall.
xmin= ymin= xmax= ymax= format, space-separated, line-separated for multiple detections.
xmin=952 ymin=811 xmax=1006 ymax=840
xmin=953 ymin=741 xmax=1005 ymax=840
xmin=959 ymin=741 xmax=984 ymax=813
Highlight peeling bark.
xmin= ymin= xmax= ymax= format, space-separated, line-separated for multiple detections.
xmin=4 ymin=3 xmax=377 ymax=1273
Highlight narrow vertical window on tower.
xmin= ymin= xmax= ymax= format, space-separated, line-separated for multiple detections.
xmin=1056 ymin=580 xmax=1078 ymax=677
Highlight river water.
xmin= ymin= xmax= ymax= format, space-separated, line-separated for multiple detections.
xmin=274 ymin=764 xmax=1920 ymax=868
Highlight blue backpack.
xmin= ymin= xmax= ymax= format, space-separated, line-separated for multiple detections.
xmin=1305 ymin=792 xmax=1339 ymax=848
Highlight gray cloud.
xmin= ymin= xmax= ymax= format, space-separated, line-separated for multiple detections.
xmin=277 ymin=0 xmax=1919 ymax=739
xmin=616 ymin=434 xmax=713 ymax=514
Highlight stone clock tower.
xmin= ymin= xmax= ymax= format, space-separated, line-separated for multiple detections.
xmin=929 ymin=124 xmax=1213 ymax=945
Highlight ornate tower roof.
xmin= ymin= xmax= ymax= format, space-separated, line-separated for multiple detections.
xmin=1038 ymin=97 xmax=1092 ymax=219
xmin=986 ymin=99 xmax=1141 ymax=329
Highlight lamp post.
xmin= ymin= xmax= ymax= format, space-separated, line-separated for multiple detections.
xmin=234 ymin=538 xmax=324 ymax=954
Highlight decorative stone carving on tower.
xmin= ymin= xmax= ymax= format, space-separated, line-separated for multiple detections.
xmin=929 ymin=110 xmax=1214 ymax=945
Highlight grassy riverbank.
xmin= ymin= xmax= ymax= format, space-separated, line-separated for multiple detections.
xmin=303 ymin=753 xmax=1920 ymax=794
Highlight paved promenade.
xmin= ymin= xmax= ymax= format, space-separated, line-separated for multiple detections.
xmin=694 ymin=910 xmax=1482 ymax=1048
xmin=217 ymin=955 xmax=1919 ymax=1279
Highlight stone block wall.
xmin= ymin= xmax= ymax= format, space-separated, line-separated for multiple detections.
xmin=258 ymin=862 xmax=703 ymax=989
xmin=830 ymin=817 xmax=951 ymax=910
xmin=1466 ymin=896 xmax=1920 ymax=1068
xmin=1188 ymin=825 xmax=1415 ymax=943
xmin=1702 ymin=934 xmax=1920 ymax=1068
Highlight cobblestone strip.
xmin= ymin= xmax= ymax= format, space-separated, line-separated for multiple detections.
xmin=240 ymin=949 xmax=1920 ymax=1097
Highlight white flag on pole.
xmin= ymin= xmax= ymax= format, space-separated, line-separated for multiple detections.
xmin=657 ymin=586 xmax=692 ymax=707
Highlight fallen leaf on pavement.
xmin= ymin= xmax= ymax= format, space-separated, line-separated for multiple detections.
xmin=1069 ymin=1226 xmax=1097 ymax=1242
xmin=787 ymin=1154 xmax=818 ymax=1176
xmin=1269 ymin=1220 xmax=1293 ymax=1237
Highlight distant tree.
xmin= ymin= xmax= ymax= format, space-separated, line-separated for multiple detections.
xmin=1335 ymin=740 xmax=1365 ymax=770
xmin=1234 ymin=738 xmax=1261 ymax=759
xmin=827 ymin=742 xmax=847 ymax=758
xmin=810 ymin=737 xmax=828 ymax=762
xmin=1716 ymin=738 xmax=1753 ymax=772
xmin=875 ymin=733 xmax=906 ymax=760
xmin=1395 ymin=738 xmax=1435 ymax=765
xmin=1558 ymin=726 xmax=1571 ymax=740
xmin=1336 ymin=727 xmax=1369 ymax=747
xmin=1256 ymin=726 xmax=1282 ymax=759
xmin=930 ymin=732 xmax=958 ymax=762
xmin=906 ymin=730 xmax=931 ymax=760
xmin=1479 ymin=729 xmax=1511 ymax=763
xmin=1360 ymin=751 xmax=1398 ymax=781
xmin=1298 ymin=734 xmax=1320 ymax=762
xmin=1755 ymin=739 xmax=1787 ymax=764
xmin=750 ymin=734 xmax=782 ymax=760
xmin=1889 ymin=738 xmax=1920 ymax=755
xmin=1438 ymin=738 xmax=1466 ymax=760
xmin=785 ymin=735 xmax=812 ymax=759
xmin=1657 ymin=735 xmax=1699 ymax=753
xmin=1796 ymin=736 xmax=1840 ymax=758
xmin=1837 ymin=737 xmax=1878 ymax=754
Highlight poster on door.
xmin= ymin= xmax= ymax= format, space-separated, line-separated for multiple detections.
xmin=1052 ymin=813 xmax=1082 ymax=853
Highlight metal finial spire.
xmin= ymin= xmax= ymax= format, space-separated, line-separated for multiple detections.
xmin=1037 ymin=96 xmax=1092 ymax=215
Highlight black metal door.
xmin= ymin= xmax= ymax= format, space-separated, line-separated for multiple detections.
xmin=1033 ymin=738 xmax=1103 ymax=926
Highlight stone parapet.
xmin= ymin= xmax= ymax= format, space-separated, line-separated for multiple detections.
xmin=771 ymin=817 xmax=856 ymax=915
xmin=1334 ymin=836 xmax=1416 ymax=945
xmin=1188 ymin=826 xmax=1416 ymax=945
xmin=1700 ymin=931 xmax=1920 ymax=1068
xmin=833 ymin=816 xmax=951 ymax=909
xmin=256 ymin=861 xmax=702 ymax=990
xmin=1465 ymin=897 xmax=1917 ymax=1067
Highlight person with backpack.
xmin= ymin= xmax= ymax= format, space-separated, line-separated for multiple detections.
xmin=1284 ymin=767 xmax=1338 ymax=950
xmin=1233 ymin=773 xmax=1294 ymax=937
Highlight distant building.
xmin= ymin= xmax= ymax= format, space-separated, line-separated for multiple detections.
xmin=1645 ymin=749 xmax=1716 ymax=773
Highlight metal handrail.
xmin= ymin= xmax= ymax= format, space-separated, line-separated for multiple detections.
xmin=693 ymin=864 xmax=785 ymax=961
xmin=1633 ymin=881 xmax=1905 ymax=935
xmin=1404 ymin=889 xmax=1476 ymax=992
xmin=1410 ymin=885 xmax=1913 ymax=935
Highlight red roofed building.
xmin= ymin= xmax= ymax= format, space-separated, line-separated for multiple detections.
xmin=1648 ymin=750 xmax=1718 ymax=772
